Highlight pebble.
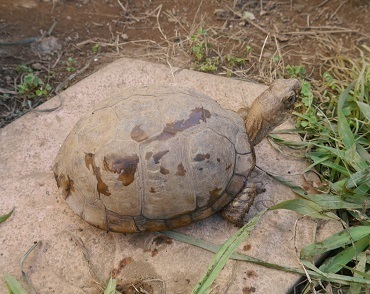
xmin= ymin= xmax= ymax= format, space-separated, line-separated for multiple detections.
xmin=16 ymin=0 xmax=38 ymax=8
xmin=239 ymin=21 xmax=246 ymax=27
xmin=31 ymin=63 xmax=43 ymax=70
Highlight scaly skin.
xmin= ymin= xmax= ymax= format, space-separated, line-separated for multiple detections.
xmin=245 ymin=79 xmax=301 ymax=146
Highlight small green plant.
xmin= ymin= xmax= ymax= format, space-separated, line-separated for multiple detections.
xmin=198 ymin=58 xmax=219 ymax=72
xmin=16 ymin=64 xmax=33 ymax=74
xmin=286 ymin=64 xmax=307 ymax=78
xmin=17 ymin=73 xmax=51 ymax=99
xmin=190 ymin=28 xmax=209 ymax=62
xmin=225 ymin=55 xmax=245 ymax=67
xmin=92 ymin=44 xmax=100 ymax=53
xmin=189 ymin=28 xmax=220 ymax=72
xmin=66 ymin=57 xmax=76 ymax=72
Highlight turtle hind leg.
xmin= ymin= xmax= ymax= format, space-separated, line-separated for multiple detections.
xmin=221 ymin=183 xmax=259 ymax=227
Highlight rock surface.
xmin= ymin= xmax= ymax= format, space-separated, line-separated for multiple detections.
xmin=0 ymin=58 xmax=340 ymax=293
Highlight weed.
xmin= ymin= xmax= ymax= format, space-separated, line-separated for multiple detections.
xmin=286 ymin=65 xmax=307 ymax=79
xmin=190 ymin=28 xmax=209 ymax=62
xmin=17 ymin=73 xmax=52 ymax=100
xmin=198 ymin=57 xmax=219 ymax=72
xmin=225 ymin=55 xmax=245 ymax=67
xmin=92 ymin=44 xmax=100 ymax=53
xmin=65 ymin=57 xmax=76 ymax=72
xmin=16 ymin=64 xmax=33 ymax=74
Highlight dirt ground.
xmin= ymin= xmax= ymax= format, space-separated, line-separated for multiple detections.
xmin=0 ymin=0 xmax=369 ymax=127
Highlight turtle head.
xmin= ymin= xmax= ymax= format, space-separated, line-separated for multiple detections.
xmin=245 ymin=78 xmax=301 ymax=146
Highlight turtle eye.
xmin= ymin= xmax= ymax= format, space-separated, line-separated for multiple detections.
xmin=284 ymin=91 xmax=297 ymax=109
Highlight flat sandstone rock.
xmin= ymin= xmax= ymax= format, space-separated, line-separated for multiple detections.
xmin=0 ymin=58 xmax=339 ymax=293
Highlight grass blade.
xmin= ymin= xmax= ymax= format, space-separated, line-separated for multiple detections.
xmin=305 ymin=194 xmax=369 ymax=210
xmin=21 ymin=241 xmax=41 ymax=294
xmin=345 ymin=167 xmax=370 ymax=189
xmin=357 ymin=101 xmax=370 ymax=121
xmin=4 ymin=274 xmax=27 ymax=294
xmin=338 ymin=80 xmax=355 ymax=110
xmin=192 ymin=210 xmax=265 ymax=293
xmin=268 ymin=134 xmax=310 ymax=147
xmin=270 ymin=198 xmax=338 ymax=220
xmin=0 ymin=207 xmax=14 ymax=223
xmin=347 ymin=252 xmax=367 ymax=294
xmin=319 ymin=235 xmax=370 ymax=274
xmin=161 ymin=230 xmax=309 ymax=274
xmin=104 ymin=277 xmax=117 ymax=294
xmin=301 ymin=260 xmax=328 ymax=278
xmin=338 ymin=109 xmax=356 ymax=150
xmin=344 ymin=143 xmax=368 ymax=171
xmin=301 ymin=226 xmax=370 ymax=259
xmin=265 ymin=172 xmax=308 ymax=196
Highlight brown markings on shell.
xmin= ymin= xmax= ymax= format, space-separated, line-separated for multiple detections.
xmin=209 ymin=187 xmax=222 ymax=204
xmin=53 ymin=170 xmax=61 ymax=189
xmin=149 ymin=187 xmax=156 ymax=193
xmin=175 ymin=163 xmax=186 ymax=176
xmin=160 ymin=166 xmax=170 ymax=175
xmin=68 ymin=176 xmax=75 ymax=194
xmin=54 ymin=173 xmax=75 ymax=199
xmin=194 ymin=153 xmax=210 ymax=161
xmin=85 ymin=153 xmax=111 ymax=196
xmin=147 ymin=107 xmax=211 ymax=142
xmin=225 ymin=163 xmax=232 ymax=171
xmin=104 ymin=154 xmax=140 ymax=186
xmin=130 ymin=125 xmax=149 ymax=142
xmin=217 ymin=158 xmax=221 ymax=162
xmin=153 ymin=150 xmax=169 ymax=164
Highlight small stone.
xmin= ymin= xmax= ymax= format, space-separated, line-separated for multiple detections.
xmin=260 ymin=10 xmax=267 ymax=16
xmin=17 ymin=0 xmax=38 ymax=8
xmin=242 ymin=11 xmax=256 ymax=20
xmin=31 ymin=63 xmax=43 ymax=70
xmin=238 ymin=21 xmax=246 ymax=27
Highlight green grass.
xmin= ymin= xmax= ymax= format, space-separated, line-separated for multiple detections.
xmin=0 ymin=208 xmax=14 ymax=224
xmin=268 ymin=45 xmax=370 ymax=292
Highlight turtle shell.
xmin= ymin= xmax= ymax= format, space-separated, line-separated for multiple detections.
xmin=53 ymin=85 xmax=254 ymax=233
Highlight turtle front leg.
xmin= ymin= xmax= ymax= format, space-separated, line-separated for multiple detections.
xmin=221 ymin=182 xmax=263 ymax=227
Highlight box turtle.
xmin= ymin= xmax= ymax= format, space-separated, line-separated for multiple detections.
xmin=53 ymin=79 xmax=301 ymax=233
